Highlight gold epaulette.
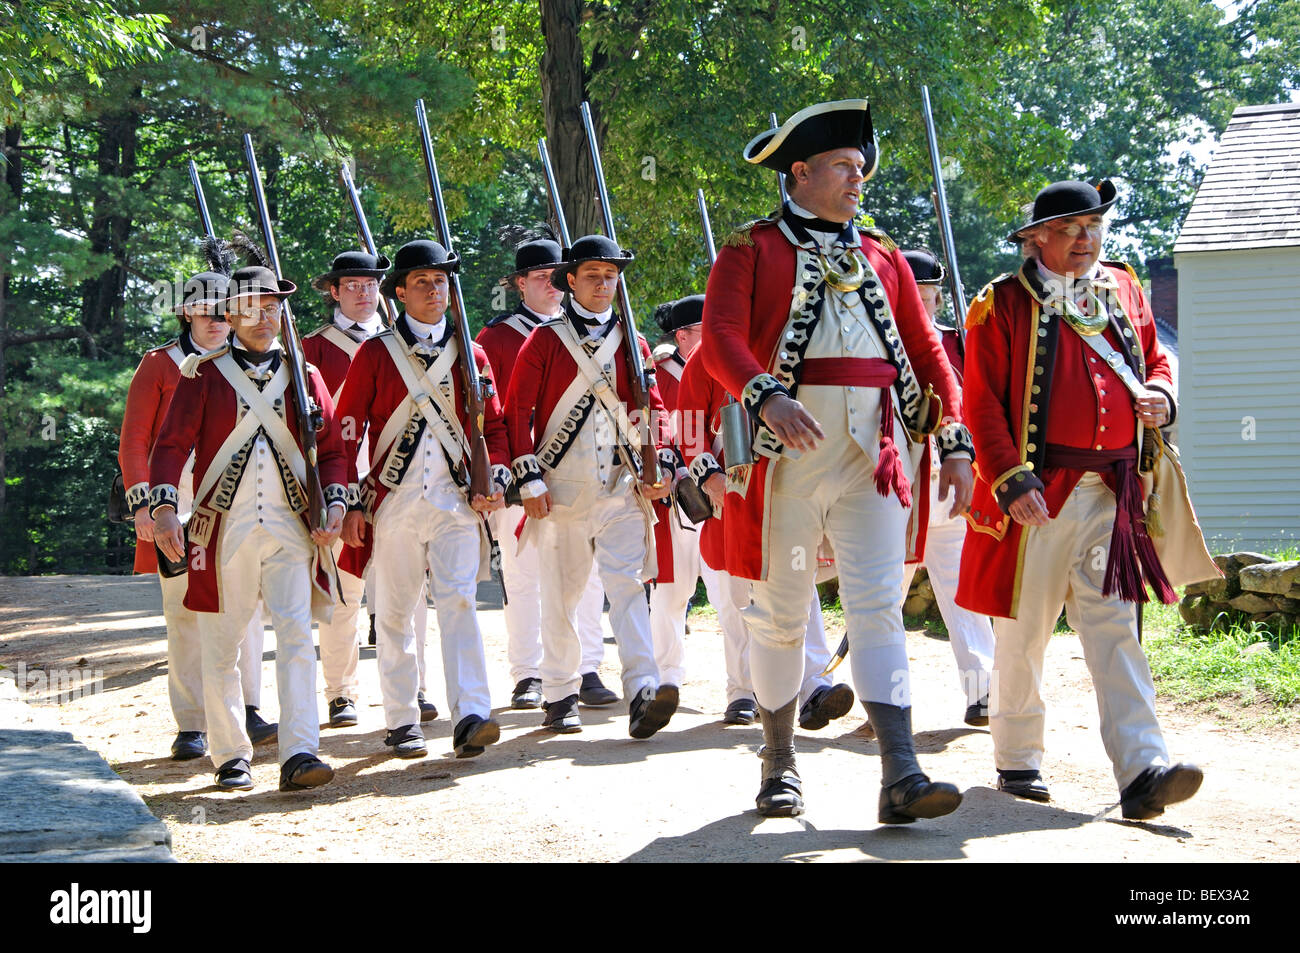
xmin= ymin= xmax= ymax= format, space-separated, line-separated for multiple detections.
xmin=723 ymin=211 xmax=780 ymax=249
xmin=863 ymin=226 xmax=897 ymax=253
xmin=179 ymin=344 xmax=229 ymax=378
xmin=965 ymin=276 xmax=1009 ymax=329
xmin=1102 ymin=260 xmax=1142 ymax=284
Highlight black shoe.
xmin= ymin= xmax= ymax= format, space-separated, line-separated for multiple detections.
xmin=723 ymin=698 xmax=758 ymax=725
xmin=578 ymin=671 xmax=619 ymax=707
xmin=279 ymin=753 xmax=334 ymax=791
xmin=171 ymin=730 xmax=207 ymax=761
xmin=542 ymin=695 xmax=582 ymax=733
xmin=756 ymin=772 xmax=804 ymax=817
xmin=245 ymin=706 xmax=278 ymax=746
xmin=452 ymin=715 xmax=501 ymax=759
xmin=997 ymin=770 xmax=1051 ymax=802
xmin=965 ymin=694 xmax=990 ymax=727
xmin=1120 ymin=763 xmax=1203 ymax=821
xmin=383 ymin=724 xmax=428 ymax=759
xmin=417 ymin=692 xmax=438 ymax=723
xmin=367 ymin=614 xmax=376 ymax=647
xmin=215 ymin=758 xmax=253 ymax=791
xmin=328 ymin=697 xmax=358 ymax=728
xmin=628 ymin=684 xmax=678 ymax=739
xmin=511 ymin=677 xmax=544 ymax=710
xmin=798 ymin=683 xmax=855 ymax=730
xmin=878 ymin=773 xmax=963 ymax=825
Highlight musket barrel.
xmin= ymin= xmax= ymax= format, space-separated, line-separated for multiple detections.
xmin=921 ymin=86 xmax=968 ymax=346
xmin=696 ymin=189 xmax=717 ymax=266
xmin=339 ymin=161 xmax=397 ymax=326
xmin=537 ymin=138 xmax=572 ymax=248
xmin=188 ymin=160 xmax=215 ymax=241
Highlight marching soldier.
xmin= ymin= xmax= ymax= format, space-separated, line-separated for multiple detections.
xmin=897 ymin=249 xmax=995 ymax=726
xmin=119 ymin=266 xmax=275 ymax=760
xmin=504 ymin=235 xmax=678 ymax=737
xmin=477 ymin=237 xmax=617 ymax=710
xmin=151 ymin=265 xmax=348 ymax=792
xmin=957 ymin=180 xmax=1204 ymax=818
xmin=337 ymin=240 xmax=508 ymax=760
xmin=701 ymin=100 xmax=972 ymax=821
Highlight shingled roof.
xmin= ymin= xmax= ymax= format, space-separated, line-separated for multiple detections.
xmin=1173 ymin=103 xmax=1300 ymax=253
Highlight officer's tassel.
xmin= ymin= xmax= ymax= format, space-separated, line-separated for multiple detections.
xmin=1104 ymin=463 xmax=1175 ymax=604
xmin=873 ymin=398 xmax=911 ymax=507
xmin=1145 ymin=489 xmax=1163 ymax=538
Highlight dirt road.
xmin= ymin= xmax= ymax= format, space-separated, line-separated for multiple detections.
xmin=1 ymin=574 xmax=1294 ymax=862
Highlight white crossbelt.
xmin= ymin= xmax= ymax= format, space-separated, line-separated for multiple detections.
xmin=371 ymin=334 xmax=467 ymax=472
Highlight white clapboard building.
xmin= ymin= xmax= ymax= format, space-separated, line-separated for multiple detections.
xmin=1172 ymin=102 xmax=1300 ymax=552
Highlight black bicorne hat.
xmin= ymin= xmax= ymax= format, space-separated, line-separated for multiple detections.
xmin=173 ymin=271 xmax=231 ymax=314
xmin=743 ymin=99 xmax=878 ymax=181
xmin=501 ymin=238 xmax=564 ymax=286
xmin=656 ymin=294 xmax=705 ymax=333
xmin=311 ymin=250 xmax=392 ymax=291
xmin=222 ymin=266 xmax=296 ymax=306
xmin=549 ymin=235 xmax=635 ymax=291
xmin=902 ymin=249 xmax=946 ymax=286
xmin=379 ymin=240 xmax=460 ymax=298
xmin=1008 ymin=179 xmax=1117 ymax=243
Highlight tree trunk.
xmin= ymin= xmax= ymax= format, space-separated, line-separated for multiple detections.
xmin=539 ymin=0 xmax=604 ymax=239
xmin=78 ymin=92 xmax=140 ymax=355
xmin=0 ymin=124 xmax=19 ymax=520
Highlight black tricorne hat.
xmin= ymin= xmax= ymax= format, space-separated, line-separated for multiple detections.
xmin=549 ymin=235 xmax=635 ymax=292
xmin=311 ymin=250 xmax=392 ymax=292
xmin=222 ymin=265 xmax=296 ymax=306
xmin=656 ymin=294 xmax=705 ymax=333
xmin=902 ymin=249 xmax=946 ymax=286
xmin=1008 ymin=179 xmax=1117 ymax=243
xmin=379 ymin=240 xmax=460 ymax=298
xmin=500 ymin=238 xmax=563 ymax=286
xmin=173 ymin=271 xmax=230 ymax=314
xmin=743 ymin=99 xmax=878 ymax=181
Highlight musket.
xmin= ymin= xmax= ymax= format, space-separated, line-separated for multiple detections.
xmin=339 ymin=161 xmax=397 ymax=327
xmin=921 ymin=85 xmax=967 ymax=353
xmin=696 ymin=189 xmax=717 ymax=266
xmin=241 ymin=133 xmax=328 ymax=532
xmin=578 ymin=100 xmax=662 ymax=488
xmin=769 ymin=113 xmax=788 ymax=205
xmin=537 ymin=138 xmax=572 ymax=248
xmin=414 ymin=98 xmax=494 ymax=501
xmin=188 ymin=159 xmax=216 ymax=241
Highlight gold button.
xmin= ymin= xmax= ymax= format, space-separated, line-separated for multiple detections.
xmin=1037 ymin=346 xmax=1047 ymax=355
xmin=1095 ymin=444 xmax=1103 ymax=450
xmin=1038 ymin=328 xmax=1047 ymax=338
xmin=1027 ymin=442 xmax=1037 ymax=453
xmin=1040 ymin=314 xmax=1050 ymax=324
xmin=1029 ymin=424 xmax=1038 ymax=433
xmin=1026 ymin=462 xmax=1035 ymax=471
xmin=1035 ymin=366 xmax=1044 ymax=375
xmin=1029 ymin=403 xmax=1038 ymax=412
xmin=1123 ymin=328 xmax=1133 ymax=337
xmin=1032 ymin=386 xmax=1041 ymax=395
xmin=1100 ymin=425 xmax=1107 ymax=432
xmin=999 ymin=483 xmax=1009 ymax=494
xmin=1015 ymin=473 xmax=1025 ymax=482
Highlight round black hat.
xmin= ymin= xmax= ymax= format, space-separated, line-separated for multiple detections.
xmin=222 ymin=265 xmax=296 ymax=305
xmin=902 ymin=249 xmax=946 ymax=286
xmin=657 ymin=294 xmax=705 ymax=333
xmin=549 ymin=235 xmax=635 ymax=291
xmin=379 ymin=240 xmax=460 ymax=298
xmin=743 ymin=99 xmax=878 ymax=181
xmin=311 ymin=250 xmax=392 ymax=291
xmin=1008 ymin=179 xmax=1117 ymax=243
xmin=173 ymin=271 xmax=231 ymax=314
xmin=501 ymin=238 xmax=564 ymax=285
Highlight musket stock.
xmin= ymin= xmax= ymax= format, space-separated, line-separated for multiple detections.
xmin=414 ymin=99 xmax=493 ymax=501
xmin=242 ymin=134 xmax=327 ymax=531
xmin=578 ymin=101 xmax=661 ymax=488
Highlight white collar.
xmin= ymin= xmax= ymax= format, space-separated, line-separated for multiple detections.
xmin=571 ymin=298 xmax=612 ymax=322
xmin=518 ymin=302 xmax=558 ymax=324
xmin=334 ymin=308 xmax=381 ymax=338
xmin=404 ymin=312 xmax=446 ymax=342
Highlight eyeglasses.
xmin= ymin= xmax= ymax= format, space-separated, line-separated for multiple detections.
xmin=229 ymin=302 xmax=283 ymax=322
xmin=339 ymin=280 xmax=378 ymax=294
xmin=1047 ymin=221 xmax=1105 ymax=239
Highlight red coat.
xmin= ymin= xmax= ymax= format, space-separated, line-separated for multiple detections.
xmin=302 ymin=324 xmax=360 ymax=402
xmin=700 ymin=216 xmax=966 ymax=580
xmin=955 ymin=260 xmax=1175 ymax=619
xmin=477 ymin=309 xmax=546 ymax=395
xmin=118 ymin=340 xmax=188 ymax=573
xmin=149 ymin=351 xmax=348 ymax=612
xmin=675 ymin=349 xmax=734 ymax=573
xmin=504 ymin=313 xmax=674 ymax=581
xmin=334 ymin=325 xmax=510 ymax=575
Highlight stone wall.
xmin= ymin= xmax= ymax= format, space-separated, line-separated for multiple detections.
xmin=1179 ymin=553 xmax=1300 ymax=632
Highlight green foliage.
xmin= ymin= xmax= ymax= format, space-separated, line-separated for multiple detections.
xmin=0 ymin=1 xmax=171 ymax=115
